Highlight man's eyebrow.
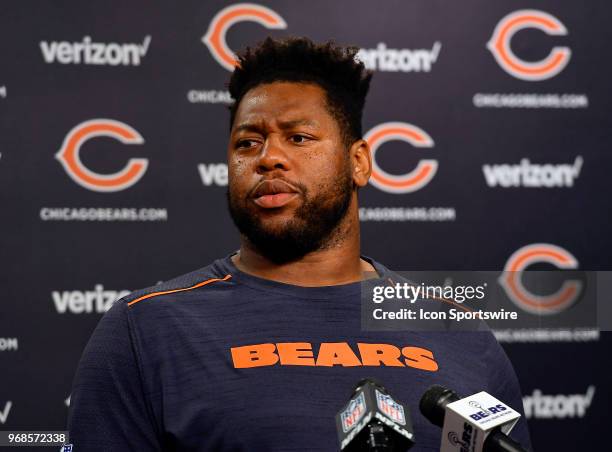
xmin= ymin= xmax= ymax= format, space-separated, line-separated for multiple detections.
xmin=277 ymin=119 xmax=319 ymax=129
xmin=232 ymin=123 xmax=265 ymax=135
xmin=232 ymin=119 xmax=320 ymax=135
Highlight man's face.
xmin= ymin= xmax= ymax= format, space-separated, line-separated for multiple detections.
xmin=227 ymin=81 xmax=354 ymax=264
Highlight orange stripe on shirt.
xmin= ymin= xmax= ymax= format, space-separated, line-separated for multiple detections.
xmin=127 ymin=274 xmax=232 ymax=307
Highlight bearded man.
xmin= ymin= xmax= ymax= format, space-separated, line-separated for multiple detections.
xmin=67 ymin=37 xmax=532 ymax=451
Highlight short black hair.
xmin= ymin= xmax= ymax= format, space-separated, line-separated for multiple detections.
xmin=228 ymin=36 xmax=373 ymax=147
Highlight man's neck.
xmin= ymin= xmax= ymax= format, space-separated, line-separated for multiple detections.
xmin=231 ymin=239 xmax=377 ymax=287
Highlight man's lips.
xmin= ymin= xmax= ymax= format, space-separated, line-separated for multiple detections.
xmin=253 ymin=192 xmax=299 ymax=208
xmin=250 ymin=179 xmax=300 ymax=209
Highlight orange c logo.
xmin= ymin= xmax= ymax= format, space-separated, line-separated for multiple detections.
xmin=55 ymin=119 xmax=148 ymax=192
xmin=487 ymin=9 xmax=571 ymax=81
xmin=499 ymin=243 xmax=581 ymax=315
xmin=202 ymin=3 xmax=287 ymax=71
xmin=364 ymin=122 xmax=437 ymax=194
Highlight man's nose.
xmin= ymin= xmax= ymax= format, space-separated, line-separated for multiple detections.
xmin=256 ymin=135 xmax=290 ymax=173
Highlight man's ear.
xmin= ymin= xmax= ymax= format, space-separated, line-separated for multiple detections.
xmin=349 ymin=139 xmax=372 ymax=188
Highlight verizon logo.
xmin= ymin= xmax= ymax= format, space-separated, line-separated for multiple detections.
xmin=523 ymin=386 xmax=595 ymax=419
xmin=483 ymin=156 xmax=583 ymax=188
xmin=198 ymin=163 xmax=228 ymax=186
xmin=52 ymin=285 xmax=130 ymax=314
xmin=0 ymin=401 xmax=12 ymax=424
xmin=40 ymin=35 xmax=151 ymax=66
xmin=357 ymin=42 xmax=441 ymax=72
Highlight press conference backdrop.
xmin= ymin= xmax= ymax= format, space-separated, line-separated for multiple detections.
xmin=0 ymin=1 xmax=610 ymax=450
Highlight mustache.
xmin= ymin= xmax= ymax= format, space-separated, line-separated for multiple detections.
xmin=247 ymin=177 xmax=308 ymax=198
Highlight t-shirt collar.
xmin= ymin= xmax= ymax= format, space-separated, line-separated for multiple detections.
xmin=216 ymin=250 xmax=390 ymax=299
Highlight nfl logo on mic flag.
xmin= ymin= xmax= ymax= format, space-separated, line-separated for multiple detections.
xmin=336 ymin=380 xmax=415 ymax=450
xmin=376 ymin=389 xmax=406 ymax=425
xmin=341 ymin=392 xmax=367 ymax=432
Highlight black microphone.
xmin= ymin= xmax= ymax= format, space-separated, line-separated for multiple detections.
xmin=335 ymin=378 xmax=415 ymax=451
xmin=419 ymin=385 xmax=528 ymax=452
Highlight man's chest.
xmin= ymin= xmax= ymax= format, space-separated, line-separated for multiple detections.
xmin=140 ymin=330 xmax=488 ymax=451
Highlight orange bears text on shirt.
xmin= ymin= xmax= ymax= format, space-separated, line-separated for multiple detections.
xmin=230 ymin=342 xmax=438 ymax=371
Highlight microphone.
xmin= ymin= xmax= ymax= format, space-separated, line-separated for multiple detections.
xmin=335 ymin=378 xmax=415 ymax=451
xmin=419 ymin=385 xmax=528 ymax=452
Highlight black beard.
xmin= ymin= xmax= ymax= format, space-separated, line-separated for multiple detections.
xmin=227 ymin=168 xmax=353 ymax=264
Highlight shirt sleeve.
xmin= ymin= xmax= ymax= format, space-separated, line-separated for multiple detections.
xmin=483 ymin=336 xmax=533 ymax=451
xmin=67 ymin=298 xmax=162 ymax=451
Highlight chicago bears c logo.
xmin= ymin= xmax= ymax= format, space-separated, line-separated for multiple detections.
xmin=499 ymin=243 xmax=581 ymax=315
xmin=364 ymin=122 xmax=437 ymax=194
xmin=55 ymin=119 xmax=148 ymax=192
xmin=202 ymin=3 xmax=287 ymax=71
xmin=487 ymin=9 xmax=571 ymax=81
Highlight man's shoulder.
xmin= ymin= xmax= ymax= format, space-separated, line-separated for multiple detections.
xmin=366 ymin=258 xmax=498 ymax=339
xmin=370 ymin=262 xmax=475 ymax=315
xmin=114 ymin=254 xmax=234 ymax=311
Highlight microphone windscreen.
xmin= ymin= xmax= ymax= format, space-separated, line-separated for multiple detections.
xmin=419 ymin=384 xmax=459 ymax=427
xmin=351 ymin=377 xmax=387 ymax=395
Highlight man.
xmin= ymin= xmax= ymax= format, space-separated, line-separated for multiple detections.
xmin=67 ymin=37 xmax=531 ymax=451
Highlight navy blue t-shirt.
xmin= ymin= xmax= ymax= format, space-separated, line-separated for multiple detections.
xmin=67 ymin=252 xmax=532 ymax=451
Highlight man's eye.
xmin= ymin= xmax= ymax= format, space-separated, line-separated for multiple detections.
xmin=236 ymin=139 xmax=258 ymax=149
xmin=290 ymin=135 xmax=310 ymax=144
